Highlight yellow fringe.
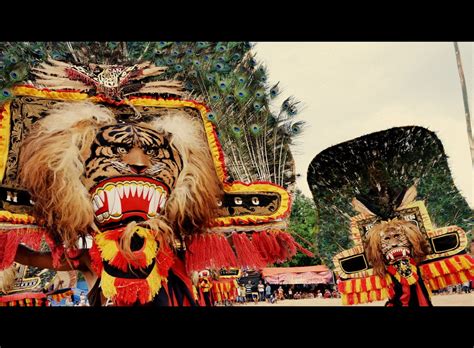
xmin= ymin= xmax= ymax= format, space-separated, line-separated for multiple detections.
xmin=0 ymin=210 xmax=36 ymax=224
xmin=360 ymin=292 xmax=368 ymax=303
xmin=428 ymin=263 xmax=440 ymax=277
xmin=369 ymin=290 xmax=377 ymax=302
xmin=94 ymin=233 xmax=119 ymax=261
xmin=135 ymin=227 xmax=158 ymax=266
xmin=354 ymin=279 xmax=362 ymax=293
xmin=146 ymin=264 xmax=163 ymax=301
xmin=380 ymin=288 xmax=389 ymax=299
xmin=345 ymin=281 xmax=352 ymax=293
xmin=366 ymin=278 xmax=373 ymax=291
xmin=100 ymin=270 xmax=117 ymax=298
xmin=375 ymin=277 xmax=381 ymax=289
xmin=439 ymin=261 xmax=451 ymax=275
xmin=460 ymin=256 xmax=473 ymax=269
xmin=448 ymin=258 xmax=462 ymax=272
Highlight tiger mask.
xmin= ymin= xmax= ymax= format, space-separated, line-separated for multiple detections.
xmin=19 ymin=101 xmax=222 ymax=255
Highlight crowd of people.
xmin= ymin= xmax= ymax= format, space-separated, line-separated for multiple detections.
xmin=232 ymin=280 xmax=340 ymax=305
xmin=432 ymin=281 xmax=472 ymax=296
xmin=63 ymin=291 xmax=90 ymax=307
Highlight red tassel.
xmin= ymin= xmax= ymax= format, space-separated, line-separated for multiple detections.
xmin=109 ymin=252 xmax=142 ymax=272
xmin=214 ymin=234 xmax=238 ymax=269
xmin=156 ymin=244 xmax=174 ymax=278
xmin=445 ymin=259 xmax=458 ymax=274
xmin=275 ymin=231 xmax=297 ymax=261
xmin=251 ymin=232 xmax=274 ymax=263
xmin=263 ymin=231 xmax=279 ymax=263
xmin=369 ymin=276 xmax=377 ymax=290
xmin=185 ymin=233 xmax=238 ymax=273
xmin=283 ymin=231 xmax=315 ymax=258
xmin=0 ymin=232 xmax=20 ymax=269
xmin=232 ymin=233 xmax=266 ymax=269
xmin=43 ymin=233 xmax=64 ymax=268
xmin=20 ymin=231 xmax=44 ymax=250
xmin=185 ymin=234 xmax=208 ymax=273
xmin=361 ymin=279 xmax=367 ymax=292
xmin=434 ymin=261 xmax=444 ymax=276
xmin=89 ymin=242 xmax=103 ymax=274
xmin=113 ymin=277 xmax=151 ymax=306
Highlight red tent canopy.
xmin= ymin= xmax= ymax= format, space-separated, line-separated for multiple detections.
xmin=262 ymin=265 xmax=333 ymax=285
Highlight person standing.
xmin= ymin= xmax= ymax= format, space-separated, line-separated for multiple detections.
xmin=257 ymin=280 xmax=265 ymax=301
xmin=245 ymin=280 xmax=254 ymax=302
xmin=265 ymin=283 xmax=272 ymax=302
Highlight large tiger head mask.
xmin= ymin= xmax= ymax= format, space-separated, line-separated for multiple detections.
xmin=364 ymin=219 xmax=431 ymax=277
xmin=19 ymin=101 xmax=222 ymax=252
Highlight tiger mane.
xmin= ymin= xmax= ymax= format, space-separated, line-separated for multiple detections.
xmin=19 ymin=101 xmax=222 ymax=253
xmin=364 ymin=219 xmax=431 ymax=277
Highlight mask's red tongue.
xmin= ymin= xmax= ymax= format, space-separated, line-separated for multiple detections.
xmin=89 ymin=176 xmax=169 ymax=226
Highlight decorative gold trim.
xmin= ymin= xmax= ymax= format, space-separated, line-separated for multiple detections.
xmin=10 ymin=86 xmax=292 ymax=226
xmin=333 ymin=246 xmax=374 ymax=279
xmin=350 ymin=200 xmax=433 ymax=245
xmin=425 ymin=226 xmax=468 ymax=260
xmin=0 ymin=101 xmax=12 ymax=182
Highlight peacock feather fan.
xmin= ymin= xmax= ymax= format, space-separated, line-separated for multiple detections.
xmin=0 ymin=41 xmax=305 ymax=189
xmin=307 ymin=126 xmax=472 ymax=267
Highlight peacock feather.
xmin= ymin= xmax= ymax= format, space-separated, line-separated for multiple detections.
xmin=0 ymin=41 xmax=304 ymax=189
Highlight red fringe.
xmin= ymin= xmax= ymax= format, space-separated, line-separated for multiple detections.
xmin=250 ymin=232 xmax=269 ymax=263
xmin=185 ymin=234 xmax=209 ymax=273
xmin=212 ymin=233 xmax=238 ymax=269
xmin=185 ymin=234 xmax=237 ymax=273
xmin=232 ymin=233 xmax=266 ymax=269
xmin=361 ymin=279 xmax=367 ymax=292
xmin=0 ymin=232 xmax=20 ymax=269
xmin=113 ymin=277 xmax=151 ymax=306
xmin=156 ymin=244 xmax=175 ymax=278
xmin=256 ymin=231 xmax=279 ymax=264
xmin=89 ymin=242 xmax=103 ymax=274
xmin=434 ymin=262 xmax=444 ymax=276
xmin=276 ymin=231 xmax=314 ymax=260
xmin=109 ymin=251 xmax=144 ymax=272
xmin=42 ymin=232 xmax=64 ymax=268
xmin=0 ymin=228 xmax=55 ymax=269
xmin=445 ymin=259 xmax=458 ymax=274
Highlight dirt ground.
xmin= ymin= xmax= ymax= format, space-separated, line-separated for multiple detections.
xmin=235 ymin=293 xmax=474 ymax=306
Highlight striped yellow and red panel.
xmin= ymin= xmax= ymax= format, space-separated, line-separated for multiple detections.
xmin=420 ymin=254 xmax=474 ymax=291
xmin=338 ymin=274 xmax=394 ymax=305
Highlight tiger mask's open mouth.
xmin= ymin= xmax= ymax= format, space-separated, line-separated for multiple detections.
xmin=90 ymin=176 xmax=169 ymax=226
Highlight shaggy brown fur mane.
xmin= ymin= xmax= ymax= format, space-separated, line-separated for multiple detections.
xmin=19 ymin=102 xmax=222 ymax=256
xmin=364 ymin=219 xmax=431 ymax=277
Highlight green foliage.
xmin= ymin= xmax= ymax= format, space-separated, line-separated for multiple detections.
xmin=279 ymin=189 xmax=322 ymax=267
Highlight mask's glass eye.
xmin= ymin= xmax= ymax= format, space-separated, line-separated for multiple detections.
xmin=146 ymin=149 xmax=155 ymax=156
xmin=117 ymin=147 xmax=127 ymax=154
xmin=234 ymin=197 xmax=242 ymax=205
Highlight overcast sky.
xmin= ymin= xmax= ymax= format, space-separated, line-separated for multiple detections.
xmin=254 ymin=42 xmax=473 ymax=208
